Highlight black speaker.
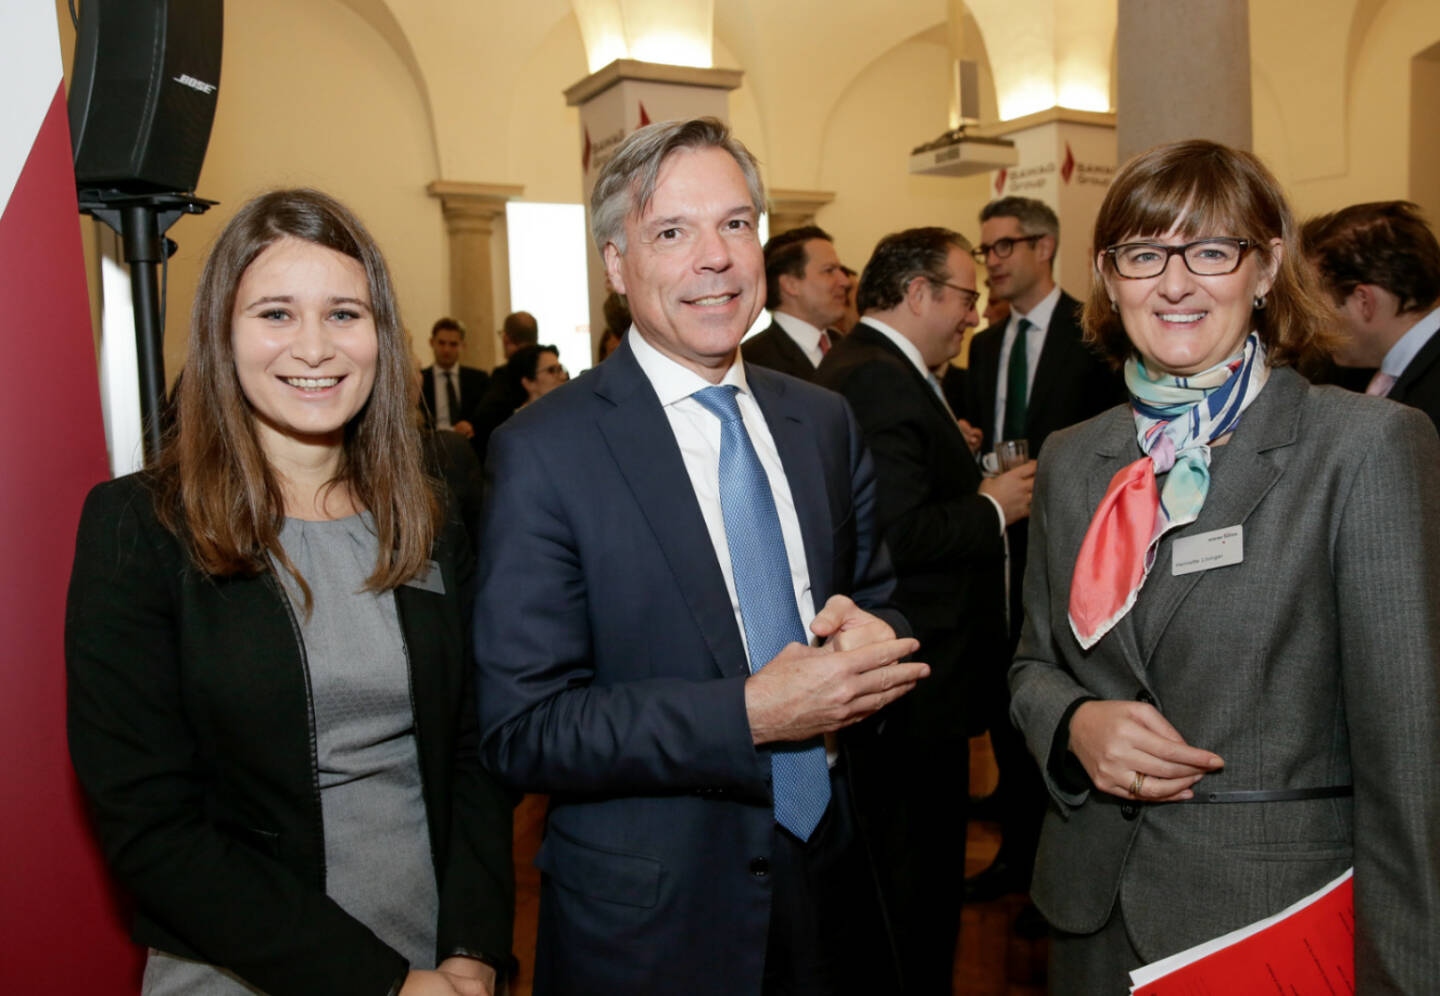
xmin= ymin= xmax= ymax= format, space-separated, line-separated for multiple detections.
xmin=68 ymin=0 xmax=223 ymax=194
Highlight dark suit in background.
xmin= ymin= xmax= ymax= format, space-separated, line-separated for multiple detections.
xmin=1388 ymin=327 xmax=1440 ymax=435
xmin=961 ymin=291 xmax=1123 ymax=896
xmin=419 ymin=363 xmax=489 ymax=431
xmin=475 ymin=340 xmax=906 ymax=994
xmin=818 ymin=321 xmax=1005 ymax=994
xmin=742 ymin=319 xmax=831 ymax=381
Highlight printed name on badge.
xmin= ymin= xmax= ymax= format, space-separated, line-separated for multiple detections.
xmin=1171 ymin=525 xmax=1244 ymax=577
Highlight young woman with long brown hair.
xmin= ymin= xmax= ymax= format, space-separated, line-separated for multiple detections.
xmin=66 ymin=189 xmax=514 ymax=996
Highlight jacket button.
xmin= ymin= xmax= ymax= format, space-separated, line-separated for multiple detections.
xmin=1121 ymin=801 xmax=1140 ymax=820
xmin=749 ymin=858 xmax=770 ymax=877
xmin=1135 ymin=689 xmax=1155 ymax=706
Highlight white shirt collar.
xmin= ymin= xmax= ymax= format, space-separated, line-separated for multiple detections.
xmin=772 ymin=310 xmax=827 ymax=364
xmin=858 ymin=316 xmax=932 ymax=381
xmin=628 ymin=324 xmax=750 ymax=406
xmin=1010 ymin=282 xmax=1062 ymax=333
xmin=1381 ymin=303 xmax=1440 ymax=378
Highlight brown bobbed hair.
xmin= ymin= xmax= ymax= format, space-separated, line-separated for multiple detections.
xmin=153 ymin=188 xmax=440 ymax=606
xmin=1083 ymin=140 xmax=1337 ymax=371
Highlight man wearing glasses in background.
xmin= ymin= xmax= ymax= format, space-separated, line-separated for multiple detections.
xmin=817 ymin=227 xmax=1033 ymax=994
xmin=960 ymin=197 xmax=1123 ymax=928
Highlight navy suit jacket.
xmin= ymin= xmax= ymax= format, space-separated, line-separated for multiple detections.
xmin=474 ymin=336 xmax=904 ymax=994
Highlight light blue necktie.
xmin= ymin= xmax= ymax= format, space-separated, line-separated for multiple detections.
xmin=692 ymin=385 xmax=831 ymax=841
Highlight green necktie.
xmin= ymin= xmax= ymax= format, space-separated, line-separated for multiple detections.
xmin=1003 ymin=317 xmax=1032 ymax=442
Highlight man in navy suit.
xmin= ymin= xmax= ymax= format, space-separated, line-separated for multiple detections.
xmin=474 ymin=118 xmax=928 ymax=995
xmin=1303 ymin=200 xmax=1440 ymax=435
xmin=742 ymin=226 xmax=852 ymax=380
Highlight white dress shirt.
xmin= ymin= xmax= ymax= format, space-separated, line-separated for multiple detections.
xmin=629 ymin=328 xmax=818 ymax=654
xmin=432 ymin=365 xmax=459 ymax=429
xmin=1381 ymin=303 xmax=1440 ymax=380
xmin=772 ymin=310 xmax=829 ymax=369
xmin=993 ymin=283 xmax=1061 ymax=436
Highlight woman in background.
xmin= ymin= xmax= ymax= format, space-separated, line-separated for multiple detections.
xmin=66 ymin=189 xmax=514 ymax=996
xmin=1008 ymin=141 xmax=1440 ymax=992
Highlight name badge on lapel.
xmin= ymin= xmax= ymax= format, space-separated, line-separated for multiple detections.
xmin=1171 ymin=525 xmax=1243 ymax=576
xmin=404 ymin=560 xmax=446 ymax=594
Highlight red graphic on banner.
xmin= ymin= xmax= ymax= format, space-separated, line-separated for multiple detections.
xmin=1061 ymin=142 xmax=1076 ymax=184
xmin=583 ymin=126 xmax=592 ymax=172
xmin=1 ymin=84 xmax=137 ymax=992
xmin=994 ymin=169 xmax=1007 ymax=195
xmin=639 ymin=102 xmax=652 ymax=128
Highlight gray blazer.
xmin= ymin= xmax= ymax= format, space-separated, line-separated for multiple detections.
xmin=1010 ymin=366 xmax=1440 ymax=991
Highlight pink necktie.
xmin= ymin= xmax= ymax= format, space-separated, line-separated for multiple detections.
xmin=1365 ymin=371 xmax=1396 ymax=397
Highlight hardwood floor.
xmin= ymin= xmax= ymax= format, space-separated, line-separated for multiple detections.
xmin=505 ymin=734 xmax=1047 ymax=995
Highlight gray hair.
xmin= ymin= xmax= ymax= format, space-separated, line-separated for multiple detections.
xmin=589 ymin=118 xmax=765 ymax=254
xmin=980 ymin=195 xmax=1060 ymax=246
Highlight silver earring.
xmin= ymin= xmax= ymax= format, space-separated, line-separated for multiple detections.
xmin=1253 ymin=294 xmax=1268 ymax=310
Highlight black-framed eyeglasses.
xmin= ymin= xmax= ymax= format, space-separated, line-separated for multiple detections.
xmin=538 ymin=362 xmax=567 ymax=377
xmin=932 ymin=280 xmax=980 ymax=312
xmin=1104 ymin=238 xmax=1254 ymax=279
xmin=971 ymin=234 xmax=1043 ymax=261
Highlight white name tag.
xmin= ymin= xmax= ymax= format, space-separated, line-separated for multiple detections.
xmin=1171 ymin=525 xmax=1244 ymax=576
xmin=404 ymin=559 xmax=446 ymax=594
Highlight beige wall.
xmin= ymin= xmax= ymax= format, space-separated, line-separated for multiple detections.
xmin=54 ymin=0 xmax=1440 ymax=378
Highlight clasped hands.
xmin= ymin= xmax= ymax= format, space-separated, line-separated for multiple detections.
xmin=744 ymin=595 xmax=927 ymax=745
xmin=1068 ymin=700 xmax=1224 ymax=803
xmin=399 ymin=957 xmax=497 ymax=996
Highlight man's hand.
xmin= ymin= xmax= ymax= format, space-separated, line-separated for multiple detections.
xmin=977 ymin=459 xmax=1036 ymax=525
xmin=809 ymin=594 xmax=895 ymax=653
xmin=450 ymin=419 xmax=476 ymax=439
xmin=399 ymin=967 xmax=489 ymax=995
xmin=1068 ymin=700 xmax=1224 ymax=803
xmin=956 ymin=418 xmax=983 ymax=455
xmin=744 ymin=635 xmax=926 ymax=745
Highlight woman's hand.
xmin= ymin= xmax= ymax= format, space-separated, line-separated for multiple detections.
xmin=399 ymin=959 xmax=497 ymax=996
xmin=1068 ymin=700 xmax=1224 ymax=802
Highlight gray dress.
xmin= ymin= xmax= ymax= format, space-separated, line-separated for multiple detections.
xmin=142 ymin=514 xmax=439 ymax=995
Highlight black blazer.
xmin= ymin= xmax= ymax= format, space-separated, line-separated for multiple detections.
xmin=963 ymin=291 xmax=1125 ymax=642
xmin=741 ymin=319 xmax=825 ymax=381
xmin=817 ymin=322 xmax=1005 ymax=737
xmin=1390 ymin=324 xmax=1440 ymax=437
xmin=962 ymin=290 xmax=1124 ymax=458
xmin=65 ymin=475 xmax=515 ymax=996
xmin=420 ymin=363 xmax=489 ymax=430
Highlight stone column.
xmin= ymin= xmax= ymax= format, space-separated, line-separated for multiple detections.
xmin=426 ymin=180 xmax=523 ymax=370
xmin=767 ymin=189 xmax=836 ymax=236
xmin=1116 ymin=0 xmax=1253 ymax=161
xmin=977 ymin=107 xmax=1117 ymax=296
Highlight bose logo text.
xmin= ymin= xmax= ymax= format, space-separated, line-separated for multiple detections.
xmin=173 ymin=74 xmax=217 ymax=95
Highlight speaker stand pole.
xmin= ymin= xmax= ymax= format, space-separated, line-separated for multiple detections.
xmin=79 ymin=191 xmax=214 ymax=463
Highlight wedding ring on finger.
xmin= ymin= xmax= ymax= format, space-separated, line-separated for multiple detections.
xmin=1129 ymin=772 xmax=1146 ymax=798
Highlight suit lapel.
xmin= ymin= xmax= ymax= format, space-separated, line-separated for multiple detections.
xmin=592 ymin=344 xmax=751 ymax=679
xmin=1027 ymin=296 xmax=1079 ymax=436
xmin=750 ymin=372 xmax=834 ymax=602
xmin=1129 ymin=368 xmax=1302 ymax=670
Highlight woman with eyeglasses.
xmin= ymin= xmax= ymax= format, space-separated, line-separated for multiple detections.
xmin=1007 ymin=140 xmax=1440 ymax=992
xmin=66 ymin=189 xmax=515 ymax=996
